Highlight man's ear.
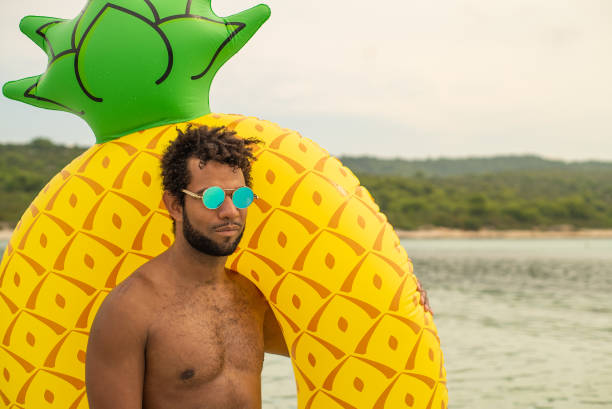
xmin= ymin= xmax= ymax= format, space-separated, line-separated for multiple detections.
xmin=163 ymin=191 xmax=183 ymax=224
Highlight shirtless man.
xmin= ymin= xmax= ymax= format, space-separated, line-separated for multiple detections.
xmin=85 ymin=125 xmax=431 ymax=409
xmin=85 ymin=125 xmax=287 ymax=409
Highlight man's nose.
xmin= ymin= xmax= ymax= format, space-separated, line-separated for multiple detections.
xmin=217 ymin=195 xmax=240 ymax=218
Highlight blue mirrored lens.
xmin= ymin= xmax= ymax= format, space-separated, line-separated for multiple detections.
xmin=202 ymin=186 xmax=225 ymax=209
xmin=232 ymin=187 xmax=254 ymax=209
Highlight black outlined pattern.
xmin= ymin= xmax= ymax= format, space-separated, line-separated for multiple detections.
xmin=24 ymin=81 xmax=86 ymax=115
xmin=35 ymin=20 xmax=64 ymax=60
xmin=73 ymin=3 xmax=174 ymax=102
xmin=24 ymin=0 xmax=246 ymax=107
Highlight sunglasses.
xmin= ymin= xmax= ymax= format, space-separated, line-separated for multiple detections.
xmin=182 ymin=186 xmax=258 ymax=209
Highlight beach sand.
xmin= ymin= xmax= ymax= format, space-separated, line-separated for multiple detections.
xmin=0 ymin=229 xmax=13 ymax=241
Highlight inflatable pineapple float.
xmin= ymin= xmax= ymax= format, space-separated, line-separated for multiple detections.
xmin=0 ymin=1 xmax=447 ymax=408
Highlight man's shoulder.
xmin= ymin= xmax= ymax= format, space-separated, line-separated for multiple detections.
xmin=226 ymin=268 xmax=266 ymax=304
xmin=96 ymin=260 xmax=164 ymax=329
xmin=108 ymin=269 xmax=154 ymax=305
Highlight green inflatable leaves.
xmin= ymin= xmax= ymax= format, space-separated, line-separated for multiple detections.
xmin=19 ymin=16 xmax=65 ymax=52
xmin=3 ymin=0 xmax=271 ymax=143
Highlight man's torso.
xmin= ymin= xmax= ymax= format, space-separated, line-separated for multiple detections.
xmin=127 ymin=264 xmax=268 ymax=409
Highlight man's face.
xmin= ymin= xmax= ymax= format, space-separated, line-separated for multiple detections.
xmin=180 ymin=159 xmax=248 ymax=256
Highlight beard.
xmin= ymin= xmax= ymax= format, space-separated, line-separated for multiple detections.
xmin=182 ymin=208 xmax=244 ymax=256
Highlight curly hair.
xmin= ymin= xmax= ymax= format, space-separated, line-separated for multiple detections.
xmin=161 ymin=125 xmax=260 ymax=206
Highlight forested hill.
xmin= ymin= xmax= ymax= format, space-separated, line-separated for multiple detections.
xmin=341 ymin=155 xmax=612 ymax=230
xmin=339 ymin=155 xmax=612 ymax=177
xmin=1 ymin=139 xmax=611 ymax=230
xmin=0 ymin=139 xmax=86 ymax=228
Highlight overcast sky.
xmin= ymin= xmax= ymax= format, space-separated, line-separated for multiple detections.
xmin=1 ymin=0 xmax=611 ymax=160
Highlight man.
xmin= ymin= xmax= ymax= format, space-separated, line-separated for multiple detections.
xmin=86 ymin=125 xmax=288 ymax=409
xmin=86 ymin=125 xmax=430 ymax=408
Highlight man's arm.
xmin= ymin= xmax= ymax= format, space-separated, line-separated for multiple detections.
xmin=263 ymin=304 xmax=289 ymax=356
xmin=86 ymin=279 xmax=149 ymax=409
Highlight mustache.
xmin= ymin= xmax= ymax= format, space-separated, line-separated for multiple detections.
xmin=212 ymin=222 xmax=243 ymax=230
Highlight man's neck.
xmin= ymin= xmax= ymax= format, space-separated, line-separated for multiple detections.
xmin=165 ymin=236 xmax=228 ymax=285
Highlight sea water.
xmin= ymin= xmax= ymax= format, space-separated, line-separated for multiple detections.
xmin=403 ymin=239 xmax=612 ymax=409
xmin=2 ymin=238 xmax=611 ymax=408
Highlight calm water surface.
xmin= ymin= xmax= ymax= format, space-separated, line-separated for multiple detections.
xmin=404 ymin=239 xmax=612 ymax=409
xmin=2 ymin=238 xmax=611 ymax=408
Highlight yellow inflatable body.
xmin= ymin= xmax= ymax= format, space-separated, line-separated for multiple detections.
xmin=1 ymin=0 xmax=447 ymax=407
xmin=0 ymin=114 xmax=447 ymax=409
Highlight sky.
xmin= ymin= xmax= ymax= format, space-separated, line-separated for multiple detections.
xmin=1 ymin=0 xmax=611 ymax=160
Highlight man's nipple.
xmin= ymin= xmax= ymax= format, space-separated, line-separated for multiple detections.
xmin=180 ymin=369 xmax=195 ymax=380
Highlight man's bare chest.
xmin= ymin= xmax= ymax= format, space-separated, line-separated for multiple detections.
xmin=145 ymin=284 xmax=267 ymax=386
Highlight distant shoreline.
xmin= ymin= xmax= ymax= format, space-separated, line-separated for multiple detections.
xmin=0 ymin=229 xmax=14 ymax=241
xmin=396 ymin=227 xmax=612 ymax=239
xmin=3 ymin=227 xmax=612 ymax=242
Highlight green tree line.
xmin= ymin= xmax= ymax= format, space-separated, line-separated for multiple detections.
xmin=1 ymin=139 xmax=611 ymax=230
xmin=0 ymin=139 xmax=86 ymax=226
xmin=357 ymin=170 xmax=612 ymax=230
xmin=340 ymin=154 xmax=612 ymax=177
